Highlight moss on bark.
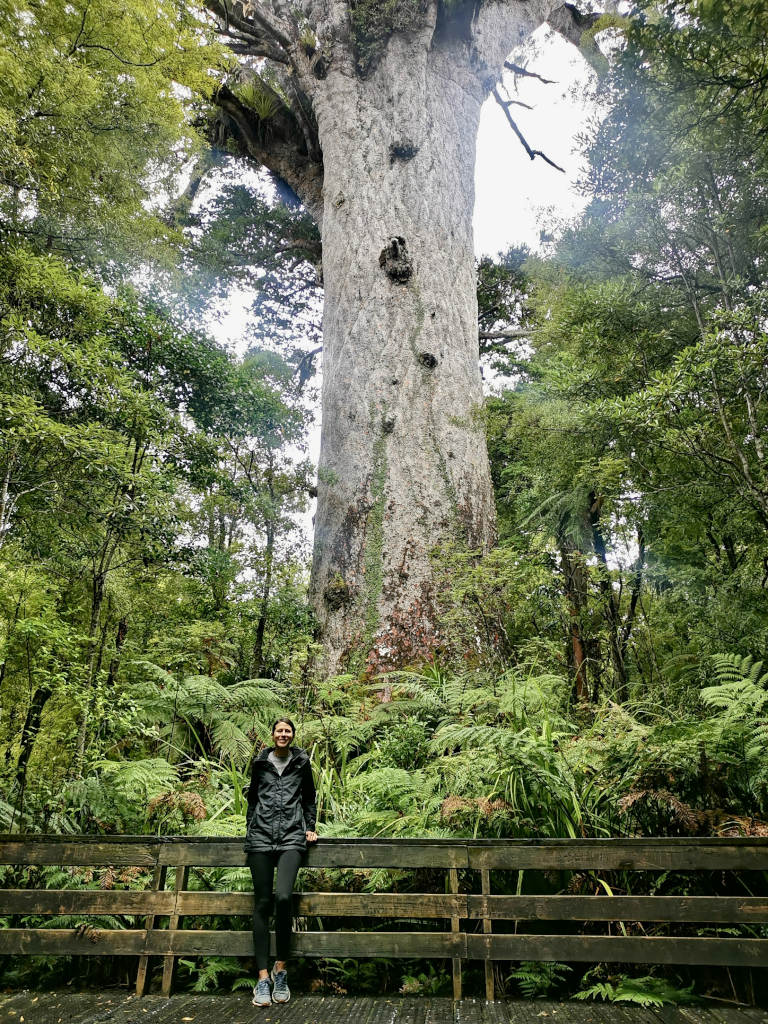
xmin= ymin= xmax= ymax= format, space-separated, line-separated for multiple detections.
xmin=348 ymin=0 xmax=431 ymax=75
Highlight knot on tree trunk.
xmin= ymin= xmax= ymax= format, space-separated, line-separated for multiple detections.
xmin=379 ymin=236 xmax=413 ymax=283
xmin=418 ymin=351 xmax=438 ymax=369
xmin=323 ymin=576 xmax=352 ymax=610
xmin=389 ymin=140 xmax=419 ymax=164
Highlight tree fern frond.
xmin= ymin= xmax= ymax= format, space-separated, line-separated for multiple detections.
xmin=97 ymin=757 xmax=179 ymax=801
xmin=187 ymin=814 xmax=244 ymax=838
xmin=211 ymin=720 xmax=252 ymax=767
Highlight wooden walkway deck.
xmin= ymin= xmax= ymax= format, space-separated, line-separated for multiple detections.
xmin=1 ymin=992 xmax=767 ymax=1024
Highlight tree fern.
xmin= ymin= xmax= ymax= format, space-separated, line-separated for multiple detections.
xmin=701 ymin=652 xmax=768 ymax=793
xmin=211 ymin=720 xmax=252 ymax=767
xmin=702 ymin=653 xmax=768 ymax=717
xmin=97 ymin=757 xmax=178 ymax=802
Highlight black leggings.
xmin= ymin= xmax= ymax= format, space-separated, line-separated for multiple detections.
xmin=247 ymin=849 xmax=302 ymax=971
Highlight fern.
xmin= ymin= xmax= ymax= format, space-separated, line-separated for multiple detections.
xmin=575 ymin=975 xmax=696 ymax=1006
xmin=702 ymin=653 xmax=768 ymax=719
xmin=508 ymin=961 xmax=571 ymax=998
xmin=98 ymin=757 xmax=179 ymax=801
xmin=178 ymin=956 xmax=250 ymax=992
xmin=701 ymin=652 xmax=768 ymax=793
xmin=211 ymin=720 xmax=252 ymax=767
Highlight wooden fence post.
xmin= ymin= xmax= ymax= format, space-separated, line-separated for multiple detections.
xmin=448 ymin=867 xmax=462 ymax=1001
xmin=481 ymin=869 xmax=494 ymax=1001
xmin=136 ymin=859 xmax=166 ymax=997
xmin=161 ymin=864 xmax=188 ymax=997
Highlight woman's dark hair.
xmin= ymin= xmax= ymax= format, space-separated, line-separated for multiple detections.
xmin=271 ymin=717 xmax=296 ymax=736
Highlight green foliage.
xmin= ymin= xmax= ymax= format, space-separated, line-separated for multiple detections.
xmin=0 ymin=0 xmax=225 ymax=269
xmin=0 ymin=244 xmax=311 ymax=828
xmin=178 ymin=957 xmax=253 ymax=993
xmin=399 ymin=962 xmax=450 ymax=996
xmin=508 ymin=962 xmax=572 ymax=999
xmin=576 ymin=974 xmax=696 ymax=1006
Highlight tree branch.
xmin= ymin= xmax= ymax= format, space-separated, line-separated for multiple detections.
xmin=205 ymin=0 xmax=292 ymax=64
xmin=545 ymin=3 xmax=601 ymax=49
xmin=478 ymin=329 xmax=534 ymax=341
xmin=491 ymin=87 xmax=565 ymax=173
xmin=504 ymin=61 xmax=556 ymax=85
xmin=231 ymin=0 xmax=293 ymax=52
xmin=213 ymin=83 xmax=323 ymax=216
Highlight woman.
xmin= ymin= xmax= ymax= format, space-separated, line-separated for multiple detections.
xmin=245 ymin=718 xmax=317 ymax=1007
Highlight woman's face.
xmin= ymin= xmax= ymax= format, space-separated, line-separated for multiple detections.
xmin=273 ymin=721 xmax=294 ymax=749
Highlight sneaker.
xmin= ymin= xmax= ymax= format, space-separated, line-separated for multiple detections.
xmin=252 ymin=978 xmax=271 ymax=1007
xmin=270 ymin=963 xmax=290 ymax=1004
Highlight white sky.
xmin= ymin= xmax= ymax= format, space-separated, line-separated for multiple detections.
xmin=474 ymin=27 xmax=595 ymax=256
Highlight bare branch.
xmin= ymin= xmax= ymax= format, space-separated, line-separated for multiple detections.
xmin=479 ymin=329 xmax=534 ymax=341
xmin=274 ymin=238 xmax=322 ymax=261
xmin=504 ymin=61 xmax=556 ymax=86
xmin=491 ymin=86 xmax=565 ymax=173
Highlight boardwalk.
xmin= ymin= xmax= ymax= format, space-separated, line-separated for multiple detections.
xmin=1 ymin=993 xmax=767 ymax=1024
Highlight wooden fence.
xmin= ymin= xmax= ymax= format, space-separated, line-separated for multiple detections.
xmin=2 ymin=835 xmax=768 ymax=1000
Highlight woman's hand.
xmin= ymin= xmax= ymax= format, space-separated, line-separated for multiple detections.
xmin=306 ymin=830 xmax=318 ymax=843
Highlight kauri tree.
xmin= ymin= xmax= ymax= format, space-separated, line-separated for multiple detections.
xmin=205 ymin=0 xmax=593 ymax=673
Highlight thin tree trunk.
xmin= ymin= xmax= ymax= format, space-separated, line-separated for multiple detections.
xmin=559 ymin=542 xmax=590 ymax=702
xmin=14 ymin=684 xmax=52 ymax=827
xmin=252 ymin=520 xmax=275 ymax=677
xmin=589 ymin=493 xmax=627 ymax=698
xmin=106 ymin=617 xmax=128 ymax=689
xmin=620 ymin=528 xmax=646 ymax=671
xmin=0 ymin=458 xmax=13 ymax=550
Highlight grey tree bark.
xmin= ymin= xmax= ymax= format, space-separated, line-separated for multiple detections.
xmin=208 ymin=0 xmax=573 ymax=675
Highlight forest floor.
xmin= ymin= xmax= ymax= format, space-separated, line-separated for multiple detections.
xmin=1 ymin=991 xmax=767 ymax=1024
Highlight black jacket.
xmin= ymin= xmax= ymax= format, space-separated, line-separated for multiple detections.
xmin=244 ymin=746 xmax=317 ymax=853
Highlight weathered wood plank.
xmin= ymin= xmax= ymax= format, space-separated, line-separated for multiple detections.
xmin=172 ymin=890 xmax=466 ymax=917
xmin=294 ymin=891 xmax=466 ymax=918
xmin=289 ymin=929 xmax=467 ymax=959
xmin=466 ymin=896 xmax=768 ymax=923
xmin=4 ymin=926 xmax=767 ymax=968
xmin=0 ymin=928 xmax=148 ymax=955
xmin=467 ymin=842 xmax=768 ymax=872
xmin=0 ymin=888 xmax=464 ymax=918
xmin=480 ymin=869 xmax=494 ymax=1002
xmin=466 ymin=934 xmax=768 ymax=967
xmin=156 ymin=841 xmax=469 ymax=868
xmin=0 ymin=927 xmax=465 ymax=959
xmin=1 ymin=888 xmax=176 ymax=915
xmin=135 ymin=860 xmax=166 ymax=998
xmin=5 ymin=890 xmax=766 ymax=925
xmin=161 ymin=864 xmax=187 ymax=996
xmin=5 ymin=835 xmax=768 ymax=870
xmin=0 ymin=840 xmax=158 ymax=866
xmin=145 ymin=929 xmax=467 ymax=958
xmin=0 ymin=992 xmax=754 ymax=1023
xmin=449 ymin=866 xmax=462 ymax=1001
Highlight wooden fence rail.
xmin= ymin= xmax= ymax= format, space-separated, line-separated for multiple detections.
xmin=2 ymin=835 xmax=768 ymax=1001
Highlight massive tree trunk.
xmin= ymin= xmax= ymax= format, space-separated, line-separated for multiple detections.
xmin=209 ymin=0 xmax=564 ymax=674
xmin=310 ymin=28 xmax=498 ymax=673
